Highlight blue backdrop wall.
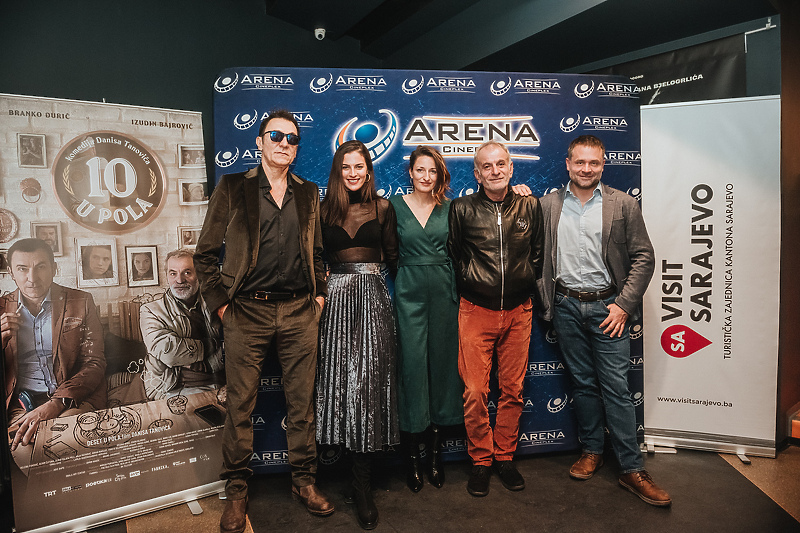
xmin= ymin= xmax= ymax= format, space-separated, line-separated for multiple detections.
xmin=212 ymin=67 xmax=643 ymax=471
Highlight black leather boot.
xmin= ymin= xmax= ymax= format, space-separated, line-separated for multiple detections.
xmin=351 ymin=452 xmax=378 ymax=530
xmin=428 ymin=425 xmax=445 ymax=488
xmin=403 ymin=432 xmax=424 ymax=492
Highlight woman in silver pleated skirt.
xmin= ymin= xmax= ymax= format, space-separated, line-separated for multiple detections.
xmin=316 ymin=140 xmax=399 ymax=530
xmin=316 ymin=262 xmax=397 ymax=452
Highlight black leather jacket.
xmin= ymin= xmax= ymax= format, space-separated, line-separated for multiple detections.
xmin=447 ymin=188 xmax=544 ymax=311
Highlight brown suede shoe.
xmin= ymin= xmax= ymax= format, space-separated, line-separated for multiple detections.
xmin=220 ymin=497 xmax=247 ymax=533
xmin=569 ymin=453 xmax=604 ymax=480
xmin=619 ymin=470 xmax=672 ymax=507
xmin=292 ymin=483 xmax=335 ymax=516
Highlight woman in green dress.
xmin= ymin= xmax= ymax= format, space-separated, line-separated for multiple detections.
xmin=390 ymin=145 xmax=462 ymax=492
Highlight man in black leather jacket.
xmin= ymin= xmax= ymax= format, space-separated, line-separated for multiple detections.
xmin=447 ymin=141 xmax=543 ymax=497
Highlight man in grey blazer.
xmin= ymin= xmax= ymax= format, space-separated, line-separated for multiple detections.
xmin=538 ymin=135 xmax=670 ymax=507
xmin=195 ymin=110 xmax=333 ymax=533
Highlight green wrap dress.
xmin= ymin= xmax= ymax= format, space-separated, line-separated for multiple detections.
xmin=390 ymin=195 xmax=464 ymax=433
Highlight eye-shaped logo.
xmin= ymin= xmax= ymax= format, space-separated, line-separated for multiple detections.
xmin=402 ymin=76 xmax=424 ymax=95
xmin=632 ymin=391 xmax=644 ymax=406
xmin=309 ymin=74 xmax=333 ymax=93
xmin=334 ymin=109 xmax=399 ymax=163
xmin=547 ymin=394 xmax=569 ymax=413
xmin=280 ymin=416 xmax=288 ymax=431
xmin=215 ymin=148 xmax=240 ymax=168
xmin=319 ymin=446 xmax=343 ymax=465
xmin=629 ymin=323 xmax=643 ymax=339
xmin=457 ymin=187 xmax=477 ymax=198
xmin=560 ymin=114 xmax=581 ymax=133
xmin=234 ymin=110 xmax=259 ymax=130
xmin=214 ymin=73 xmax=239 ymax=93
xmin=545 ymin=327 xmax=558 ymax=344
xmin=490 ymin=77 xmax=512 ymax=96
xmin=627 ymin=187 xmax=642 ymax=201
xmin=574 ymin=81 xmax=595 ymax=98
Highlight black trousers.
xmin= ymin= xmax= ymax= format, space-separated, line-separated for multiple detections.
xmin=220 ymin=294 xmax=321 ymax=499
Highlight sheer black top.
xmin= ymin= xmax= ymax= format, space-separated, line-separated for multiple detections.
xmin=322 ymin=195 xmax=398 ymax=275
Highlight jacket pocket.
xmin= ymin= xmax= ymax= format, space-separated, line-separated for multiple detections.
xmin=220 ymin=271 xmax=234 ymax=289
xmin=63 ymin=316 xmax=83 ymax=332
xmin=610 ymin=218 xmax=627 ymax=243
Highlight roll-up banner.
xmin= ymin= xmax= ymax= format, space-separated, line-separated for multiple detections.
xmin=641 ymin=96 xmax=780 ymax=456
xmin=212 ymin=67 xmax=645 ymax=470
xmin=1 ymin=94 xmax=224 ymax=533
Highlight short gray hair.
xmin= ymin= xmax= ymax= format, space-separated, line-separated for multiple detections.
xmin=473 ymin=141 xmax=511 ymax=171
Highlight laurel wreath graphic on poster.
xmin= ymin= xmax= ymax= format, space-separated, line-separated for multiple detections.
xmin=62 ymin=165 xmax=75 ymax=198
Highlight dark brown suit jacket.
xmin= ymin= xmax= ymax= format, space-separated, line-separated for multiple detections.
xmin=194 ymin=166 xmax=326 ymax=313
xmin=2 ymin=284 xmax=107 ymax=410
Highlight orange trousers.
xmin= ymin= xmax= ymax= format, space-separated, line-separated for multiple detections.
xmin=457 ymin=297 xmax=532 ymax=466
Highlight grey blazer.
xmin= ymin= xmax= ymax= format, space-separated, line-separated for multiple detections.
xmin=537 ymin=182 xmax=655 ymax=321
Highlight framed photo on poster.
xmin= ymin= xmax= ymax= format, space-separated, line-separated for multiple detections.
xmin=76 ymin=238 xmax=119 ymax=287
xmin=17 ymin=133 xmax=47 ymax=168
xmin=126 ymin=245 xmax=159 ymax=287
xmin=178 ymin=179 xmax=209 ymax=205
xmin=178 ymin=226 xmax=202 ymax=249
xmin=178 ymin=144 xmax=205 ymax=168
xmin=30 ymin=221 xmax=63 ymax=256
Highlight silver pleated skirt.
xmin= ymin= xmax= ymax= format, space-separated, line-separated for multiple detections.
xmin=316 ymin=262 xmax=399 ymax=452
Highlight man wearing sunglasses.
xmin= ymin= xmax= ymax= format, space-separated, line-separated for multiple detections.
xmin=195 ymin=110 xmax=332 ymax=533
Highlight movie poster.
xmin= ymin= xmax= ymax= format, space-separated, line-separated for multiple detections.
xmin=1 ymin=94 xmax=224 ymax=533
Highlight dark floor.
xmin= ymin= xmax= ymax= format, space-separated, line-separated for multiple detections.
xmin=260 ymin=450 xmax=800 ymax=533
xmin=5 ymin=448 xmax=800 ymax=532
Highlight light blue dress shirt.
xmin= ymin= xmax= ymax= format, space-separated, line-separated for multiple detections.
xmin=556 ymin=184 xmax=613 ymax=291
xmin=15 ymin=289 xmax=57 ymax=395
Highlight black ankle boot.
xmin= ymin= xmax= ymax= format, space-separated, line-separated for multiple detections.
xmin=351 ymin=453 xmax=378 ymax=530
xmin=403 ymin=432 xmax=424 ymax=492
xmin=428 ymin=425 xmax=445 ymax=488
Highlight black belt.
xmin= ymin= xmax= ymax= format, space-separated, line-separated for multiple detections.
xmin=240 ymin=289 xmax=308 ymax=301
xmin=556 ymin=283 xmax=615 ymax=302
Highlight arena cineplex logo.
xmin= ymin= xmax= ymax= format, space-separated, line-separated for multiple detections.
xmin=402 ymin=114 xmax=541 ymax=159
xmin=52 ymin=132 xmax=166 ymax=234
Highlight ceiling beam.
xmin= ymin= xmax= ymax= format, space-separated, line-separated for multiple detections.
xmin=382 ymin=0 xmax=607 ymax=70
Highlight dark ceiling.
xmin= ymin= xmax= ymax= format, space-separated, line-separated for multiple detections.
xmin=266 ymin=0 xmax=779 ymax=72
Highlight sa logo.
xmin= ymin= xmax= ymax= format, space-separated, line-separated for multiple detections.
xmin=660 ymin=324 xmax=711 ymax=358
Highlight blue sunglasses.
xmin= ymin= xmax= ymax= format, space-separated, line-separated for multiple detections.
xmin=264 ymin=130 xmax=301 ymax=145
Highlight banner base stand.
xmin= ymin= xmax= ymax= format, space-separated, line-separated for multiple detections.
xmin=187 ymin=500 xmax=204 ymax=515
xmin=24 ymin=480 xmax=225 ymax=533
xmin=642 ymin=442 xmax=677 ymax=454
xmin=645 ymin=429 xmax=776 ymax=458
xmin=737 ymin=453 xmax=752 ymax=464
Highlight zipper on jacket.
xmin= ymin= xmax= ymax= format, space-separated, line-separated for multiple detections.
xmin=496 ymin=203 xmax=505 ymax=309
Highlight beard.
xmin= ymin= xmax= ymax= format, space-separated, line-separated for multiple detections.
xmin=170 ymin=283 xmax=198 ymax=301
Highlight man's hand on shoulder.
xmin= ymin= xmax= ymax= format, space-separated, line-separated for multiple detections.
xmin=599 ymin=303 xmax=628 ymax=338
xmin=511 ymin=183 xmax=533 ymax=197
xmin=216 ymin=303 xmax=229 ymax=321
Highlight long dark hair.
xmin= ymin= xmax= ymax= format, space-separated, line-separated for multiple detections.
xmin=409 ymin=145 xmax=451 ymax=206
xmin=320 ymin=140 xmax=379 ymax=226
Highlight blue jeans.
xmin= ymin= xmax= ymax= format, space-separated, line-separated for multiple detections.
xmin=552 ymin=292 xmax=643 ymax=473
